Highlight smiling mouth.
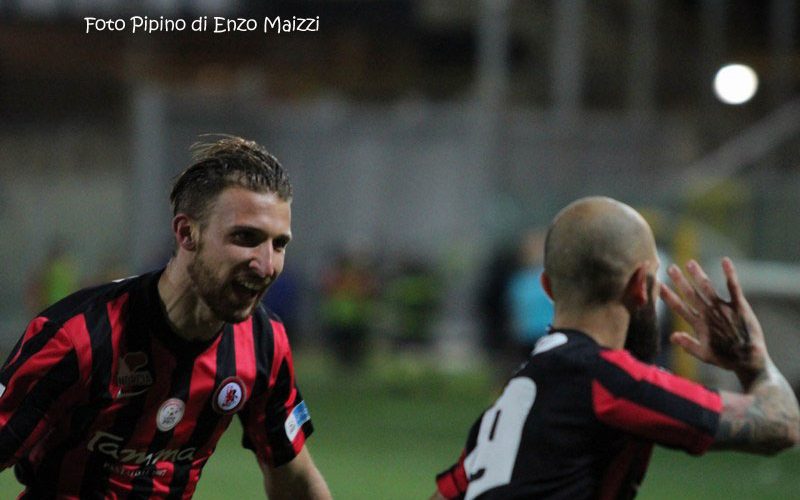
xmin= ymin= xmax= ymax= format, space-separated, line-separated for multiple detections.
xmin=232 ymin=279 xmax=268 ymax=299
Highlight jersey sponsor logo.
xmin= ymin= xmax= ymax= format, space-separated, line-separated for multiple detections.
xmin=87 ymin=430 xmax=196 ymax=466
xmin=156 ymin=398 xmax=185 ymax=432
xmin=103 ymin=462 xmax=168 ymax=479
xmin=116 ymin=351 xmax=154 ymax=398
xmin=284 ymin=400 xmax=310 ymax=442
xmin=211 ymin=376 xmax=247 ymax=414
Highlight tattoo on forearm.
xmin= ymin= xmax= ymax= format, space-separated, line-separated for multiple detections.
xmin=715 ymin=366 xmax=800 ymax=454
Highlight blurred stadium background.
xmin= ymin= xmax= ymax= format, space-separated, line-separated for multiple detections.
xmin=1 ymin=0 xmax=800 ymax=498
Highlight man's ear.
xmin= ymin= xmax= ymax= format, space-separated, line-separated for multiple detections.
xmin=173 ymin=214 xmax=198 ymax=251
xmin=623 ymin=265 xmax=649 ymax=307
xmin=540 ymin=272 xmax=554 ymax=300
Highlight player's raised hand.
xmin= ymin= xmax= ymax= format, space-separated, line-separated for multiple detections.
xmin=659 ymin=258 xmax=769 ymax=384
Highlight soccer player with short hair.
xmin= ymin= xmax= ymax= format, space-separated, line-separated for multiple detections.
xmin=0 ymin=136 xmax=332 ymax=499
xmin=432 ymin=196 xmax=800 ymax=500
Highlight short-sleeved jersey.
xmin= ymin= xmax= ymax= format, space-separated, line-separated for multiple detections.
xmin=436 ymin=330 xmax=722 ymax=500
xmin=0 ymin=269 xmax=313 ymax=498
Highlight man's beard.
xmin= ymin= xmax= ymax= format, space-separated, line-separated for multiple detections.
xmin=624 ymin=275 xmax=660 ymax=363
xmin=187 ymin=248 xmax=263 ymax=324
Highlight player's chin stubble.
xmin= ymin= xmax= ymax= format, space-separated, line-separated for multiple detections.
xmin=188 ymin=252 xmax=250 ymax=324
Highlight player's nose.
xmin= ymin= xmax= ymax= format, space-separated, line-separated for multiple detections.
xmin=248 ymin=246 xmax=275 ymax=279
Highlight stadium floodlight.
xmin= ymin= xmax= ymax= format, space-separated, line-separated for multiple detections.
xmin=713 ymin=63 xmax=759 ymax=105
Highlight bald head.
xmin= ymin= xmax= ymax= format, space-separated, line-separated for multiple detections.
xmin=544 ymin=196 xmax=657 ymax=308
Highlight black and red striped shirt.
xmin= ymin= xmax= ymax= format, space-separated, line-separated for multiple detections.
xmin=0 ymin=269 xmax=313 ymax=498
xmin=436 ymin=329 xmax=722 ymax=500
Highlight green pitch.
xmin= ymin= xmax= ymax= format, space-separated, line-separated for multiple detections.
xmin=0 ymin=351 xmax=798 ymax=499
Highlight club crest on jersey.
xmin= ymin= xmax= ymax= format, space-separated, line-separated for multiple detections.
xmin=156 ymin=398 xmax=185 ymax=432
xmin=116 ymin=351 xmax=154 ymax=398
xmin=212 ymin=377 xmax=247 ymax=414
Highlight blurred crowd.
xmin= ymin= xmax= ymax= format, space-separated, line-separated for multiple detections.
xmin=37 ymin=226 xmax=800 ymax=406
xmin=21 ymin=230 xmax=584 ymax=375
xmin=316 ymin=248 xmax=442 ymax=369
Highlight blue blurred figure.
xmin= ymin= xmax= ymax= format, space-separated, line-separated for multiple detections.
xmin=506 ymin=230 xmax=553 ymax=357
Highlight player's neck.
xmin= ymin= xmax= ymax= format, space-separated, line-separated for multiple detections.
xmin=551 ymin=304 xmax=628 ymax=350
xmin=158 ymin=258 xmax=225 ymax=342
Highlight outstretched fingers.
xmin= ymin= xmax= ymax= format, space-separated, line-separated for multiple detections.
xmin=661 ymin=260 xmax=727 ymax=364
xmin=661 ymin=274 xmax=712 ymax=362
xmin=666 ymin=261 xmax=711 ymax=314
xmin=720 ymin=257 xmax=760 ymax=347
xmin=722 ymin=257 xmax=747 ymax=312
xmin=670 ymin=331 xmax=706 ymax=361
xmin=659 ymin=280 xmax=696 ymax=324
xmin=684 ymin=260 xmax=720 ymax=306
xmin=664 ymin=258 xmax=768 ymax=374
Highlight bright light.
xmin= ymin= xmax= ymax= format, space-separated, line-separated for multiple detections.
xmin=713 ymin=64 xmax=759 ymax=105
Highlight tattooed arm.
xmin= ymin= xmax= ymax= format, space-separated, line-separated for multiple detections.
xmin=660 ymin=258 xmax=800 ymax=455
xmin=715 ymin=363 xmax=799 ymax=454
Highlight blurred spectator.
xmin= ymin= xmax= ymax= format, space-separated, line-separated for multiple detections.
xmin=476 ymin=243 xmax=518 ymax=356
xmin=86 ymin=253 xmax=131 ymax=287
xmin=384 ymin=256 xmax=441 ymax=349
xmin=25 ymin=237 xmax=80 ymax=315
xmin=320 ymin=249 xmax=377 ymax=368
xmin=505 ymin=229 xmax=553 ymax=357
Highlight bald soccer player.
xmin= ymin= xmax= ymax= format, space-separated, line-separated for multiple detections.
xmin=432 ymin=196 xmax=799 ymax=500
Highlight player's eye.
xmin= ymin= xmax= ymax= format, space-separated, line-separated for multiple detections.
xmin=231 ymin=230 xmax=260 ymax=247
xmin=273 ymin=236 xmax=290 ymax=251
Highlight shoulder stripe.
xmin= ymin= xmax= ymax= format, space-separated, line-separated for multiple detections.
xmin=599 ymin=350 xmax=722 ymax=413
xmin=0 ymin=324 xmax=78 ymax=422
xmin=0 ymin=319 xmax=62 ymax=386
xmin=593 ymin=381 xmax=716 ymax=454
xmin=592 ymin=350 xmax=721 ymax=455
xmin=0 ymin=350 xmax=79 ymax=466
xmin=37 ymin=278 xmax=134 ymax=325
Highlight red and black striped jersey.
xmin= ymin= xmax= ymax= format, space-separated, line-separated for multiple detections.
xmin=436 ymin=329 xmax=722 ymax=500
xmin=0 ymin=269 xmax=313 ymax=499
